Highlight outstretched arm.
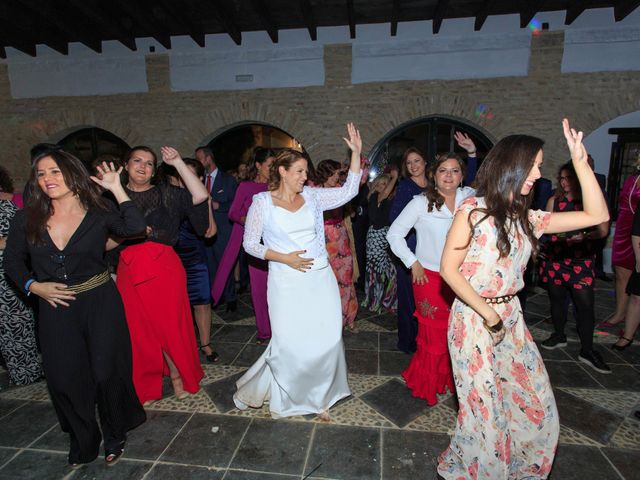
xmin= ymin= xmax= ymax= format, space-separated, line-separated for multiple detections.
xmin=161 ymin=146 xmax=209 ymax=205
xmin=544 ymin=119 xmax=609 ymax=234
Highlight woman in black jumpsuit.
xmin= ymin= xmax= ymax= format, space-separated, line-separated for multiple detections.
xmin=5 ymin=149 xmax=146 ymax=467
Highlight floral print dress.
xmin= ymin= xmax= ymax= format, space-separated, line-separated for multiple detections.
xmin=438 ymin=197 xmax=559 ymax=480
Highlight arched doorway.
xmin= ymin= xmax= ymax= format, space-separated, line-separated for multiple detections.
xmin=583 ymin=110 xmax=640 ymax=219
xmin=368 ymin=115 xmax=494 ymax=177
xmin=58 ymin=127 xmax=130 ymax=168
xmin=205 ymin=123 xmax=306 ymax=175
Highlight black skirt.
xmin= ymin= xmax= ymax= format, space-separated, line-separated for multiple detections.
xmin=626 ymin=270 xmax=640 ymax=296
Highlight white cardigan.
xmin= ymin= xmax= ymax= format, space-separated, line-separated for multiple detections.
xmin=243 ymin=170 xmax=362 ymax=261
xmin=387 ymin=187 xmax=475 ymax=272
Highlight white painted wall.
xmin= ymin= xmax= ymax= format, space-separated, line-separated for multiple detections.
xmin=584 ymin=110 xmax=640 ymax=175
xmin=2 ymin=7 xmax=640 ymax=97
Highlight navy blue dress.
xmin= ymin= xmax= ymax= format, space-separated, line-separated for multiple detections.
xmin=174 ymin=220 xmax=210 ymax=306
xmin=389 ymin=179 xmax=423 ymax=352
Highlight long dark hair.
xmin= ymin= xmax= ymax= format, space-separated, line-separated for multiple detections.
xmin=553 ymin=162 xmax=581 ymax=203
xmin=424 ymin=153 xmax=465 ymax=212
xmin=26 ymin=150 xmax=109 ymax=245
xmin=401 ymin=147 xmax=426 ymax=179
xmin=247 ymin=147 xmax=275 ymax=181
xmin=467 ymin=135 xmax=544 ymax=259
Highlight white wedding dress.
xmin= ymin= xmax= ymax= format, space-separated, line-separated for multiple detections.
xmin=233 ymin=202 xmax=351 ymax=418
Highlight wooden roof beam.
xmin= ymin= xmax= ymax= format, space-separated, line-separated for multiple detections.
xmin=519 ymin=0 xmax=540 ymax=29
xmin=66 ymin=0 xmax=136 ymax=51
xmin=474 ymin=0 xmax=494 ymax=31
xmin=347 ymin=0 xmax=356 ymax=39
xmin=15 ymin=0 xmax=102 ymax=53
xmin=391 ymin=0 xmax=400 ymax=36
xmin=158 ymin=0 xmax=205 ymax=47
xmin=113 ymin=0 xmax=171 ymax=49
xmin=299 ymin=0 xmax=317 ymax=41
xmin=210 ymin=1 xmax=242 ymax=45
xmin=432 ymin=0 xmax=449 ymax=34
xmin=564 ymin=1 xmax=587 ymax=25
xmin=614 ymin=0 xmax=640 ymax=22
xmin=249 ymin=0 xmax=278 ymax=43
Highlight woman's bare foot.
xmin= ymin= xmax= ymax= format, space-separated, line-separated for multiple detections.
xmin=317 ymin=410 xmax=330 ymax=422
xmin=345 ymin=323 xmax=359 ymax=333
xmin=598 ymin=315 xmax=625 ymax=328
xmin=171 ymin=376 xmax=190 ymax=400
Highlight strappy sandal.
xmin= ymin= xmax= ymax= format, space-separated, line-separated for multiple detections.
xmin=611 ymin=336 xmax=634 ymax=351
xmin=199 ymin=343 xmax=220 ymax=363
xmin=105 ymin=442 xmax=125 ymax=467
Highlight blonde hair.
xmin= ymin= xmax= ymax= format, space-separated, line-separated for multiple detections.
xmin=368 ymin=173 xmax=391 ymax=200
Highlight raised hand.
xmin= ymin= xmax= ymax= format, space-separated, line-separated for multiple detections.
xmin=160 ymin=146 xmax=182 ymax=166
xmin=562 ymin=118 xmax=588 ymax=166
xmin=454 ymin=131 xmax=476 ymax=154
xmin=90 ymin=161 xmax=124 ymax=191
xmin=343 ymin=122 xmax=362 ymax=156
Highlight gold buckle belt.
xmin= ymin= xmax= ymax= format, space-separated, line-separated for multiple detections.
xmin=483 ymin=294 xmax=515 ymax=305
xmin=68 ymin=271 xmax=110 ymax=294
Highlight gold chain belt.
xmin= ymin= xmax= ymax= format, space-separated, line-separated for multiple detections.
xmin=68 ymin=271 xmax=111 ymax=294
xmin=483 ymin=294 xmax=515 ymax=305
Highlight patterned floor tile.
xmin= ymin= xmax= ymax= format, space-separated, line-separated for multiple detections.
xmin=347 ymin=374 xmax=394 ymax=397
xmin=404 ymin=403 xmax=457 ymax=434
xmin=355 ymin=319 xmax=390 ymax=333
xmin=327 ymin=398 xmax=395 ymax=428
xmin=558 ymin=424 xmax=604 ymax=447
xmin=559 ymin=387 xmax=640 ymax=416
xmin=146 ymin=389 xmax=219 ymax=414
xmin=0 ymin=381 xmax=50 ymax=402
xmin=609 ymin=417 xmax=640 ymax=450
xmin=200 ymin=365 xmax=247 ymax=386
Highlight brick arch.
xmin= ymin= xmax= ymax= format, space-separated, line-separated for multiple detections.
xmin=35 ymin=112 xmax=146 ymax=147
xmin=187 ymin=102 xmax=324 ymax=159
xmin=365 ymin=94 xmax=500 ymax=147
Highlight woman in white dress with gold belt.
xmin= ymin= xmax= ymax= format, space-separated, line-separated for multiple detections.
xmin=234 ymin=123 xmax=362 ymax=420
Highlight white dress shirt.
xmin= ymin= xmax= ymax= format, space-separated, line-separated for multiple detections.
xmin=206 ymin=168 xmax=218 ymax=192
xmin=387 ymin=187 xmax=475 ymax=272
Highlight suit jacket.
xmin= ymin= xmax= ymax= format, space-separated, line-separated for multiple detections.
xmin=209 ymin=170 xmax=237 ymax=240
xmin=532 ymin=177 xmax=553 ymax=211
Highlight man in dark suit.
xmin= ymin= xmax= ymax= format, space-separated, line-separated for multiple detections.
xmin=587 ymin=154 xmax=611 ymax=281
xmin=196 ymin=146 xmax=238 ymax=310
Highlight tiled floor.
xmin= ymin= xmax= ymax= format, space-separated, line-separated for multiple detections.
xmin=0 ymin=281 xmax=639 ymax=479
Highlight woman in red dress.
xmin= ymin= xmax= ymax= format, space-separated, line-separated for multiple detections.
xmin=117 ymin=146 xmax=210 ymax=405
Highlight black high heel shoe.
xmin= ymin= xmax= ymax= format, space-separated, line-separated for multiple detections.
xmin=200 ymin=343 xmax=220 ymax=363
xmin=105 ymin=441 xmax=125 ymax=466
xmin=611 ymin=336 xmax=634 ymax=351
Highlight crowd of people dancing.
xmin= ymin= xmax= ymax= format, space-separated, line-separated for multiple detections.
xmin=0 ymin=117 xmax=634 ymax=478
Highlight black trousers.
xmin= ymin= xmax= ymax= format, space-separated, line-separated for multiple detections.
xmin=547 ymin=283 xmax=595 ymax=354
xmin=395 ymin=262 xmax=417 ymax=352
xmin=39 ymin=281 xmax=145 ymax=463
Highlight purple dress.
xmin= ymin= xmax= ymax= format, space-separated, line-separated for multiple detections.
xmin=212 ymin=181 xmax=271 ymax=340
xmin=612 ymin=175 xmax=640 ymax=270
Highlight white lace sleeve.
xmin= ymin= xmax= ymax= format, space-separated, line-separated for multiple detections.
xmin=310 ymin=170 xmax=362 ymax=211
xmin=243 ymin=194 xmax=268 ymax=260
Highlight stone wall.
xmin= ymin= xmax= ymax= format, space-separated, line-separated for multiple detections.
xmin=1 ymin=31 xmax=640 ymax=185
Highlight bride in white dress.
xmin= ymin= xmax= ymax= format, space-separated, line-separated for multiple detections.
xmin=234 ymin=123 xmax=363 ymax=420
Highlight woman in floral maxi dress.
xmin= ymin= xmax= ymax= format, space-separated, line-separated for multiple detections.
xmin=437 ymin=119 xmax=609 ymax=479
